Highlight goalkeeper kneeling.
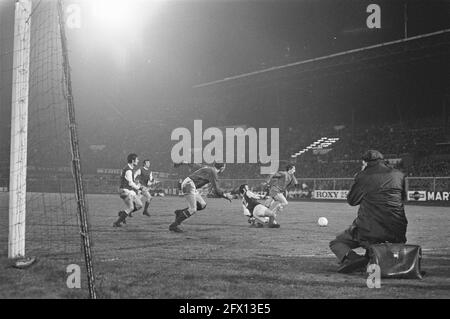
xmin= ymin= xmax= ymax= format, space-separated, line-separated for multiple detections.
xmin=239 ymin=184 xmax=280 ymax=228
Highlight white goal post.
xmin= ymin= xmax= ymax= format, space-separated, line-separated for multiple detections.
xmin=8 ymin=0 xmax=32 ymax=259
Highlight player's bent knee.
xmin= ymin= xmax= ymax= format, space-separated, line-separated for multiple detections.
xmin=264 ymin=209 xmax=275 ymax=217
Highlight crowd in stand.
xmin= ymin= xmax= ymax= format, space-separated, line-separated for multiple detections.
xmin=68 ymin=116 xmax=450 ymax=180
xmin=1 ymin=117 xmax=447 ymax=193
xmin=283 ymin=117 xmax=450 ymax=178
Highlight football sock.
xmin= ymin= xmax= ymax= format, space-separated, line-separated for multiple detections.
xmin=132 ymin=202 xmax=140 ymax=212
xmin=114 ymin=211 xmax=127 ymax=225
xmin=175 ymin=208 xmax=191 ymax=225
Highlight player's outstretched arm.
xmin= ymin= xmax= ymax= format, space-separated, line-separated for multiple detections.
xmin=208 ymin=169 xmax=232 ymax=202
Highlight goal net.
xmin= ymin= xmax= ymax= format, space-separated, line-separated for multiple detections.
xmin=0 ymin=0 xmax=94 ymax=283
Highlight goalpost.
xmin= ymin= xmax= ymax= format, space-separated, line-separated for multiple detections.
xmin=8 ymin=0 xmax=32 ymax=259
xmin=6 ymin=0 xmax=96 ymax=298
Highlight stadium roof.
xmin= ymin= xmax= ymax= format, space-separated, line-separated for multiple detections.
xmin=193 ymin=29 xmax=450 ymax=91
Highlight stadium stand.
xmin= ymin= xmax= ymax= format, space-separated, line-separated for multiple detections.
xmin=71 ymin=116 xmax=450 ymax=182
xmin=2 ymin=115 xmax=447 ymax=191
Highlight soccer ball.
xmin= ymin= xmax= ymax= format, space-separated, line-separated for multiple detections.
xmin=318 ymin=217 xmax=328 ymax=227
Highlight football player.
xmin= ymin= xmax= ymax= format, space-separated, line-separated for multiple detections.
xmin=133 ymin=159 xmax=154 ymax=217
xmin=170 ymin=162 xmax=233 ymax=233
xmin=239 ymin=184 xmax=280 ymax=228
xmin=113 ymin=153 xmax=143 ymax=227
xmin=265 ymin=164 xmax=298 ymax=215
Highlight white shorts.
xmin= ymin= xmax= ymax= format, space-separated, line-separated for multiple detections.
xmin=119 ymin=188 xmax=137 ymax=199
xmin=140 ymin=187 xmax=152 ymax=200
xmin=253 ymin=204 xmax=271 ymax=224
xmin=181 ymin=177 xmax=197 ymax=195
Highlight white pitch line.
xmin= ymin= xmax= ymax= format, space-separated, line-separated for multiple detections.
xmin=99 ymin=258 xmax=120 ymax=262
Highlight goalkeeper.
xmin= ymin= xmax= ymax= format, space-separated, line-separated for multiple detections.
xmin=170 ymin=162 xmax=233 ymax=233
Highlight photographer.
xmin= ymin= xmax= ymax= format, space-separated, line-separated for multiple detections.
xmin=329 ymin=150 xmax=408 ymax=273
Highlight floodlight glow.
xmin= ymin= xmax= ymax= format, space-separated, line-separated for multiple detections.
xmin=92 ymin=0 xmax=135 ymax=30
xmin=91 ymin=0 xmax=160 ymax=33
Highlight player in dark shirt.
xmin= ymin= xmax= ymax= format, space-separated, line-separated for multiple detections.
xmin=134 ymin=159 xmax=154 ymax=217
xmin=239 ymin=184 xmax=280 ymax=228
xmin=265 ymin=164 xmax=298 ymax=214
xmin=170 ymin=162 xmax=233 ymax=232
xmin=113 ymin=153 xmax=143 ymax=227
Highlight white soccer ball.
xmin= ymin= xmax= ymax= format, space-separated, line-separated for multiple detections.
xmin=318 ymin=217 xmax=328 ymax=227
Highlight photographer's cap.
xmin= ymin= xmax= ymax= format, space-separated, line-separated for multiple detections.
xmin=362 ymin=150 xmax=384 ymax=162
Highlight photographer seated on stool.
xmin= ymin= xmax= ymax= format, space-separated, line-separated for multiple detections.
xmin=329 ymin=150 xmax=408 ymax=274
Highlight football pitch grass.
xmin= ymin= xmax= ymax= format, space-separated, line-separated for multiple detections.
xmin=1 ymin=194 xmax=449 ymax=299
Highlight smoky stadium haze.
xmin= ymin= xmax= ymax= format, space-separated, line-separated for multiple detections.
xmin=2 ymin=0 xmax=450 ymax=175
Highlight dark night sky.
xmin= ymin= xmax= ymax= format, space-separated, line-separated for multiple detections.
xmin=67 ymin=0 xmax=450 ymax=85
xmin=62 ymin=0 xmax=450 ymax=123
xmin=2 ymin=0 xmax=450 ymax=128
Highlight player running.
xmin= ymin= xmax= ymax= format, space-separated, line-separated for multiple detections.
xmin=113 ymin=153 xmax=143 ymax=227
xmin=132 ymin=159 xmax=154 ymax=217
xmin=239 ymin=184 xmax=280 ymax=228
xmin=264 ymin=164 xmax=298 ymax=215
xmin=170 ymin=162 xmax=233 ymax=233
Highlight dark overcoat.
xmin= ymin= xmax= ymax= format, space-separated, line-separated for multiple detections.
xmin=347 ymin=160 xmax=408 ymax=244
